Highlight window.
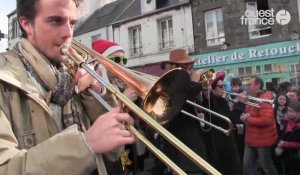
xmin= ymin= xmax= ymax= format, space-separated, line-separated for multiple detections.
xmin=246 ymin=1 xmax=272 ymax=39
xmin=255 ymin=65 xmax=261 ymax=74
xmin=238 ymin=67 xmax=245 ymax=75
xmin=129 ymin=26 xmax=142 ymax=55
xmin=264 ymin=64 xmax=272 ymax=73
xmin=156 ymin=0 xmax=168 ymax=9
xmin=245 ymin=67 xmax=252 ymax=75
xmin=274 ymin=63 xmax=286 ymax=73
xmin=204 ymin=8 xmax=225 ymax=46
xmin=91 ymin=34 xmax=101 ymax=43
xmin=12 ymin=18 xmax=20 ymax=39
xmin=290 ymin=62 xmax=300 ymax=88
xmin=238 ymin=67 xmax=252 ymax=76
xmin=158 ymin=17 xmax=174 ymax=49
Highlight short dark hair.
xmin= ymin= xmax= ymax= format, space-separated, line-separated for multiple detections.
xmin=17 ymin=0 xmax=38 ymax=37
xmin=251 ymin=76 xmax=264 ymax=90
xmin=231 ymin=77 xmax=242 ymax=86
xmin=288 ymin=101 xmax=300 ymax=113
xmin=17 ymin=0 xmax=82 ymax=38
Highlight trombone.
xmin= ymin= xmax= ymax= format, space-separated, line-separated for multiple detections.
xmin=61 ymin=40 xmax=221 ymax=175
xmin=136 ymin=68 xmax=233 ymax=135
xmin=225 ymin=91 xmax=274 ymax=108
xmin=179 ymin=69 xmax=233 ymax=136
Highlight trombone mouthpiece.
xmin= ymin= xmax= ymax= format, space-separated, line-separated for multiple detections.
xmin=60 ymin=44 xmax=69 ymax=55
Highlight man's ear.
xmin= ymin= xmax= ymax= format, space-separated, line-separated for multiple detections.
xmin=19 ymin=16 xmax=33 ymax=37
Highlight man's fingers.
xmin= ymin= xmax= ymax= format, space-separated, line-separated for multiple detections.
xmin=118 ymin=135 xmax=135 ymax=145
xmin=115 ymin=113 xmax=134 ymax=125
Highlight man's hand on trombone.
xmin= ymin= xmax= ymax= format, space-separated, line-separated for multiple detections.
xmin=67 ymin=48 xmax=135 ymax=154
xmin=75 ymin=67 xmax=104 ymax=94
xmin=85 ymin=107 xmax=135 ymax=153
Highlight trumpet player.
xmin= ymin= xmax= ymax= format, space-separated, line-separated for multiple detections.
xmin=237 ymin=76 xmax=278 ymax=175
xmin=227 ymin=77 xmax=246 ymax=162
xmin=201 ymin=71 xmax=242 ymax=175
xmin=0 ymin=1 xmax=135 ymax=175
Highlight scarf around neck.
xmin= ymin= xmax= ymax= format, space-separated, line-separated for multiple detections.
xmin=16 ymin=39 xmax=75 ymax=106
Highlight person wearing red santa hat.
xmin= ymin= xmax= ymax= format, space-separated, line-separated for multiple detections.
xmin=92 ymin=39 xmax=144 ymax=175
xmin=92 ymin=39 xmax=138 ymax=101
xmin=92 ymin=39 xmax=127 ymax=65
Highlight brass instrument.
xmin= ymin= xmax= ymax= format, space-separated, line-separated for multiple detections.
xmin=179 ymin=69 xmax=232 ymax=135
xmin=61 ymin=40 xmax=221 ymax=175
xmin=199 ymin=69 xmax=215 ymax=88
xmin=182 ymin=101 xmax=233 ymax=135
xmin=134 ymin=69 xmax=232 ymax=135
xmin=225 ymin=91 xmax=274 ymax=108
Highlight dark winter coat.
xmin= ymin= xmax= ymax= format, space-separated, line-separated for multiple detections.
xmin=202 ymin=92 xmax=242 ymax=175
xmin=164 ymin=82 xmax=209 ymax=173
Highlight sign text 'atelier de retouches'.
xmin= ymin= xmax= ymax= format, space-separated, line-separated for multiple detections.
xmin=192 ymin=40 xmax=300 ymax=68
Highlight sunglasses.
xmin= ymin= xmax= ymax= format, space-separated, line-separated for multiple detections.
xmin=108 ymin=56 xmax=127 ymax=65
xmin=216 ymin=84 xmax=225 ymax=88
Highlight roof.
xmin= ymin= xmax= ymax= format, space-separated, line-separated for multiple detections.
xmin=113 ymin=0 xmax=141 ymax=22
xmin=112 ymin=0 xmax=190 ymax=26
xmin=7 ymin=9 xmax=16 ymax=17
xmin=74 ymin=0 xmax=189 ymax=35
xmin=74 ymin=0 xmax=133 ymax=36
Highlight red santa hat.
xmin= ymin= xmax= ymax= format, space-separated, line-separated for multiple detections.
xmin=92 ymin=39 xmax=125 ymax=57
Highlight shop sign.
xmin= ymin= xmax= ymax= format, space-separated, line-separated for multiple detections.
xmin=193 ymin=40 xmax=300 ymax=68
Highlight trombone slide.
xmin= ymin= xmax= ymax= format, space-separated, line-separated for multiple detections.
xmin=62 ymin=42 xmax=221 ymax=175
xmin=183 ymin=100 xmax=233 ymax=136
xmin=88 ymin=88 xmax=186 ymax=175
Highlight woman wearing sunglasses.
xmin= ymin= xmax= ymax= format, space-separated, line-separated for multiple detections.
xmin=201 ymin=71 xmax=242 ymax=175
xmin=92 ymin=39 xmax=137 ymax=101
xmin=92 ymin=39 xmax=142 ymax=175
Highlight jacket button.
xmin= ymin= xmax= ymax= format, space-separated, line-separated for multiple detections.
xmin=26 ymin=138 xmax=33 ymax=145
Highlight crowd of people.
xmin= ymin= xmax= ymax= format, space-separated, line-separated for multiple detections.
xmin=0 ymin=0 xmax=300 ymax=175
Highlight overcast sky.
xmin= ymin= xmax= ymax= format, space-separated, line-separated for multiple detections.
xmin=0 ymin=1 xmax=16 ymax=52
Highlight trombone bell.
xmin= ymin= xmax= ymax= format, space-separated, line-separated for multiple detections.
xmin=142 ymin=69 xmax=191 ymax=125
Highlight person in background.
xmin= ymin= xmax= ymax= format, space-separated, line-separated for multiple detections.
xmin=274 ymin=101 xmax=300 ymax=175
xmin=92 ymin=39 xmax=138 ymax=102
xmin=278 ymin=82 xmax=291 ymax=93
xmin=0 ymin=0 xmax=135 ymax=174
xmin=160 ymin=48 xmax=208 ymax=175
xmin=202 ymin=71 xmax=242 ymax=175
xmin=228 ymin=77 xmax=245 ymax=162
xmin=238 ymin=76 xmax=278 ymax=175
xmin=92 ymin=39 xmax=143 ymax=175
xmin=274 ymin=92 xmax=289 ymax=138
xmin=287 ymin=89 xmax=299 ymax=103
xmin=273 ymin=91 xmax=289 ymax=174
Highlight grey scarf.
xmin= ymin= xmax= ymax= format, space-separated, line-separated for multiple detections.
xmin=16 ymin=39 xmax=75 ymax=106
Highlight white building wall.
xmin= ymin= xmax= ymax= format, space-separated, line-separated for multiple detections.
xmin=74 ymin=26 xmax=113 ymax=48
xmin=114 ymin=5 xmax=194 ymax=67
xmin=7 ymin=13 xmax=19 ymax=50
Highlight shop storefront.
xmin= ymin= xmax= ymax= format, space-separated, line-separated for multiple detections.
xmin=191 ymin=40 xmax=300 ymax=89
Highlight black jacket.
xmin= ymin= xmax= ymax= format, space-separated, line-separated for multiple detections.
xmin=164 ymin=81 xmax=208 ymax=173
